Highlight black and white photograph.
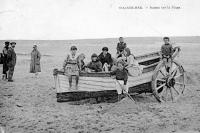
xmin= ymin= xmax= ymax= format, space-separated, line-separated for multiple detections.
xmin=0 ymin=0 xmax=200 ymax=133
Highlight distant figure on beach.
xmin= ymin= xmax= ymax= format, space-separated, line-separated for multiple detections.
xmin=63 ymin=46 xmax=79 ymax=89
xmin=161 ymin=37 xmax=173 ymax=73
xmin=98 ymin=47 xmax=113 ymax=72
xmin=30 ymin=45 xmax=41 ymax=77
xmin=2 ymin=41 xmax=10 ymax=80
xmin=7 ymin=42 xmax=17 ymax=82
xmin=87 ymin=53 xmax=102 ymax=72
xmin=116 ymin=37 xmax=127 ymax=58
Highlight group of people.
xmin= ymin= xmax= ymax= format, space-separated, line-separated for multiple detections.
xmin=0 ymin=41 xmax=17 ymax=82
xmin=0 ymin=42 xmax=41 ymax=82
xmin=62 ymin=37 xmax=142 ymax=92
xmin=1 ymin=36 xmax=174 ymax=97
xmin=63 ymin=36 xmax=174 ymax=100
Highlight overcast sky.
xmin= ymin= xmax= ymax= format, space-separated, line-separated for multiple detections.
xmin=0 ymin=0 xmax=200 ymax=40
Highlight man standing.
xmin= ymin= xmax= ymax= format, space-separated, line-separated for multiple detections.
xmin=2 ymin=41 xmax=10 ymax=80
xmin=7 ymin=42 xmax=17 ymax=82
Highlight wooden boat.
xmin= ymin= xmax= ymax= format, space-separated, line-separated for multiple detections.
xmin=53 ymin=47 xmax=185 ymax=103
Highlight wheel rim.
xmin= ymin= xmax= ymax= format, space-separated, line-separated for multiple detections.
xmin=152 ymin=60 xmax=185 ymax=102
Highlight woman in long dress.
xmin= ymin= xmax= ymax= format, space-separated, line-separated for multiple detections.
xmin=30 ymin=45 xmax=41 ymax=77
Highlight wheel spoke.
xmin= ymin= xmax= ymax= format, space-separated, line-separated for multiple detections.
xmin=172 ymin=86 xmax=180 ymax=95
xmin=157 ymin=78 xmax=165 ymax=82
xmin=174 ymin=74 xmax=183 ymax=79
xmin=171 ymin=66 xmax=179 ymax=77
xmin=159 ymin=70 xmax=166 ymax=77
xmin=155 ymin=83 xmax=165 ymax=91
xmin=169 ymin=87 xmax=174 ymax=101
xmin=175 ymin=82 xmax=184 ymax=86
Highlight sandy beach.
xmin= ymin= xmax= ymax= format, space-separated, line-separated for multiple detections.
xmin=0 ymin=38 xmax=200 ymax=133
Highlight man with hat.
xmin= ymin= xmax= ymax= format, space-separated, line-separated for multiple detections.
xmin=7 ymin=42 xmax=17 ymax=82
xmin=98 ymin=47 xmax=113 ymax=72
xmin=2 ymin=41 xmax=10 ymax=80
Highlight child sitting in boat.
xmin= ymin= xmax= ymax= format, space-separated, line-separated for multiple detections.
xmin=77 ymin=53 xmax=86 ymax=71
xmin=123 ymin=48 xmax=142 ymax=76
xmin=63 ymin=46 xmax=79 ymax=89
xmin=161 ymin=37 xmax=173 ymax=73
xmin=110 ymin=59 xmax=128 ymax=101
xmin=86 ymin=53 xmax=103 ymax=72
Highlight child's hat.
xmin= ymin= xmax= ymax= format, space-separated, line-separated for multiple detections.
xmin=91 ymin=53 xmax=98 ymax=58
xmin=70 ymin=46 xmax=77 ymax=50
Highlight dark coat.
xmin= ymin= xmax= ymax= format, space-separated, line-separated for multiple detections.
xmin=117 ymin=42 xmax=127 ymax=52
xmin=110 ymin=68 xmax=128 ymax=85
xmin=7 ymin=47 xmax=16 ymax=67
xmin=98 ymin=52 xmax=113 ymax=66
xmin=2 ymin=47 xmax=9 ymax=74
xmin=87 ymin=61 xmax=102 ymax=72
xmin=30 ymin=50 xmax=41 ymax=73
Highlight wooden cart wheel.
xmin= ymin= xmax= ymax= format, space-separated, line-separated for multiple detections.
xmin=152 ymin=60 xmax=185 ymax=102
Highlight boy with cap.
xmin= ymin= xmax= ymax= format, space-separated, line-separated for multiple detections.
xmin=116 ymin=37 xmax=127 ymax=58
xmin=98 ymin=47 xmax=113 ymax=72
xmin=7 ymin=42 xmax=17 ymax=82
xmin=63 ymin=46 xmax=79 ymax=89
xmin=87 ymin=53 xmax=103 ymax=72
xmin=2 ymin=41 xmax=10 ymax=80
xmin=110 ymin=59 xmax=128 ymax=101
xmin=161 ymin=37 xmax=173 ymax=73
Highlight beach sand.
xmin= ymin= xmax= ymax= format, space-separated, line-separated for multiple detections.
xmin=0 ymin=39 xmax=200 ymax=133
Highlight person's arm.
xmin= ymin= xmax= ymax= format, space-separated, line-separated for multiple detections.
xmin=161 ymin=45 xmax=164 ymax=58
xmin=63 ymin=55 xmax=70 ymax=68
xmin=110 ymin=69 xmax=116 ymax=75
xmin=7 ymin=49 xmax=12 ymax=61
xmin=96 ymin=62 xmax=103 ymax=72
xmin=125 ymin=55 xmax=134 ymax=68
xmin=37 ymin=51 xmax=41 ymax=60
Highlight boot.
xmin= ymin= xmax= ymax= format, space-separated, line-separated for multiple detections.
xmin=118 ymin=94 xmax=122 ymax=101
xmin=2 ymin=74 xmax=5 ymax=80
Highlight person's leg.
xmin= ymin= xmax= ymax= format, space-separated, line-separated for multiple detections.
xmin=75 ymin=75 xmax=79 ymax=89
xmin=68 ymin=75 xmax=72 ymax=88
xmin=115 ymin=80 xmax=123 ymax=101
xmin=123 ymin=80 xmax=129 ymax=93
xmin=8 ymin=66 xmax=14 ymax=81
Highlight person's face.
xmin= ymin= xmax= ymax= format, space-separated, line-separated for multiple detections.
xmin=164 ymin=39 xmax=169 ymax=44
xmin=71 ymin=50 xmax=77 ymax=55
xmin=33 ymin=46 xmax=37 ymax=50
xmin=103 ymin=50 xmax=108 ymax=55
xmin=92 ymin=57 xmax=97 ymax=61
xmin=11 ymin=44 xmax=15 ymax=48
xmin=119 ymin=38 xmax=124 ymax=42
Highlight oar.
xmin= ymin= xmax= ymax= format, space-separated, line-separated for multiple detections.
xmin=115 ymin=80 xmax=135 ymax=103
